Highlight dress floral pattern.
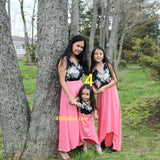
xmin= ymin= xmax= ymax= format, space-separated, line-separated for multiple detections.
xmin=65 ymin=59 xmax=84 ymax=81
xmin=79 ymin=101 xmax=93 ymax=115
xmin=92 ymin=63 xmax=111 ymax=89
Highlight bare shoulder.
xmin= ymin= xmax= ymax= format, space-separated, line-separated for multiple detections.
xmin=107 ymin=63 xmax=113 ymax=71
xmin=58 ymin=57 xmax=67 ymax=69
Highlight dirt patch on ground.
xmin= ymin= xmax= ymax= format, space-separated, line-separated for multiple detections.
xmin=142 ymin=101 xmax=160 ymax=128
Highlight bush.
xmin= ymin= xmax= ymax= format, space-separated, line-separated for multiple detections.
xmin=118 ymin=60 xmax=127 ymax=67
xmin=140 ymin=55 xmax=160 ymax=74
xmin=122 ymin=50 xmax=140 ymax=63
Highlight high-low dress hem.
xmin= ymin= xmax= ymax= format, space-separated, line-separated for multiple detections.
xmin=97 ymin=85 xmax=121 ymax=151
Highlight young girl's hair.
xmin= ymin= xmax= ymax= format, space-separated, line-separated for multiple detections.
xmin=90 ymin=46 xmax=117 ymax=80
xmin=78 ymin=84 xmax=97 ymax=111
xmin=57 ymin=35 xmax=89 ymax=75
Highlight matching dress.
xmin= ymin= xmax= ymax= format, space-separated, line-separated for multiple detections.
xmin=78 ymin=102 xmax=100 ymax=146
xmin=58 ymin=60 xmax=121 ymax=152
xmin=92 ymin=63 xmax=122 ymax=151
xmin=58 ymin=58 xmax=83 ymax=152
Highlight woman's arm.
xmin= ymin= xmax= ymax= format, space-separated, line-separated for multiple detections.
xmin=97 ymin=63 xmax=117 ymax=94
xmin=58 ymin=58 xmax=75 ymax=105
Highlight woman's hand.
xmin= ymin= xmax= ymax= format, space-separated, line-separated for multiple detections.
xmin=68 ymin=95 xmax=75 ymax=105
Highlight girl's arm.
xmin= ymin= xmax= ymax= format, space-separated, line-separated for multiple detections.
xmin=97 ymin=63 xmax=117 ymax=94
xmin=58 ymin=58 xmax=76 ymax=105
xmin=92 ymin=85 xmax=98 ymax=94
xmin=74 ymin=97 xmax=83 ymax=108
xmin=94 ymin=109 xmax=98 ymax=120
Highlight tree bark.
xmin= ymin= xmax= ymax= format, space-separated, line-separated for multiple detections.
xmin=0 ymin=0 xmax=31 ymax=159
xmin=70 ymin=0 xmax=79 ymax=38
xmin=23 ymin=0 xmax=68 ymax=158
xmin=89 ymin=0 xmax=98 ymax=57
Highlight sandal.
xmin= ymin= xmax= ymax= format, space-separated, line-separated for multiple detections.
xmin=95 ymin=144 xmax=103 ymax=154
xmin=60 ymin=152 xmax=73 ymax=160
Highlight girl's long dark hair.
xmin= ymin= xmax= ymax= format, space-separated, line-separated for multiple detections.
xmin=78 ymin=84 xmax=97 ymax=111
xmin=57 ymin=35 xmax=89 ymax=75
xmin=90 ymin=46 xmax=117 ymax=80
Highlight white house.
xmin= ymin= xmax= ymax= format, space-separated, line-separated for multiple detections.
xmin=12 ymin=36 xmax=25 ymax=57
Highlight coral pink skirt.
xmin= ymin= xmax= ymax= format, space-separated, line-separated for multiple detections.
xmin=78 ymin=112 xmax=100 ymax=146
xmin=97 ymin=85 xmax=121 ymax=151
xmin=58 ymin=80 xmax=83 ymax=152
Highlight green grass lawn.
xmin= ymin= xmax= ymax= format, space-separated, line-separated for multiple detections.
xmin=0 ymin=61 xmax=160 ymax=160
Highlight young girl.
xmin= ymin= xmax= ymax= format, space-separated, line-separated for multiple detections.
xmin=91 ymin=46 xmax=121 ymax=151
xmin=75 ymin=84 xmax=103 ymax=154
xmin=57 ymin=35 xmax=89 ymax=160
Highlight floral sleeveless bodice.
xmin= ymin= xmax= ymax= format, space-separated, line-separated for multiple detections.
xmin=79 ymin=101 xmax=93 ymax=115
xmin=65 ymin=59 xmax=84 ymax=81
xmin=92 ymin=63 xmax=111 ymax=89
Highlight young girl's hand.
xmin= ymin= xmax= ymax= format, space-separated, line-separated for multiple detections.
xmin=97 ymin=87 xmax=105 ymax=94
xmin=92 ymin=86 xmax=98 ymax=94
xmin=94 ymin=112 xmax=98 ymax=120
xmin=75 ymin=102 xmax=83 ymax=108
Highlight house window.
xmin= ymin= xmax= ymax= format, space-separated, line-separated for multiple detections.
xmin=16 ymin=45 xmax=20 ymax=49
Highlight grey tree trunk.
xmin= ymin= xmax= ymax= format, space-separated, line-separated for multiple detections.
xmin=0 ymin=0 xmax=31 ymax=159
xmin=1 ymin=0 xmax=68 ymax=159
xmin=99 ymin=0 xmax=105 ymax=48
xmin=23 ymin=0 xmax=68 ymax=159
xmin=105 ymin=0 xmax=110 ymax=46
xmin=89 ymin=0 xmax=98 ymax=57
xmin=31 ymin=0 xmax=37 ymax=46
xmin=70 ymin=0 xmax=79 ymax=37
xmin=107 ymin=0 xmax=121 ymax=64
xmin=19 ymin=0 xmax=32 ymax=63
xmin=7 ymin=0 xmax=11 ymax=33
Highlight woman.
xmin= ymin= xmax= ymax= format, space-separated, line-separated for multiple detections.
xmin=57 ymin=35 xmax=88 ymax=160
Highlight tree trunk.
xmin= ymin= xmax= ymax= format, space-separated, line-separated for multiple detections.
xmin=105 ymin=0 xmax=110 ymax=47
xmin=31 ymin=0 xmax=37 ymax=46
xmin=23 ymin=0 xmax=68 ymax=158
xmin=89 ymin=0 xmax=98 ymax=58
xmin=0 ymin=0 xmax=31 ymax=159
xmin=99 ymin=0 xmax=105 ymax=47
xmin=107 ymin=0 xmax=121 ymax=63
xmin=7 ymin=0 xmax=11 ymax=33
xmin=70 ymin=0 xmax=79 ymax=38
xmin=19 ymin=0 xmax=32 ymax=63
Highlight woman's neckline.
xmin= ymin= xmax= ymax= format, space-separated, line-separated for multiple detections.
xmin=70 ymin=57 xmax=78 ymax=66
xmin=95 ymin=63 xmax=104 ymax=73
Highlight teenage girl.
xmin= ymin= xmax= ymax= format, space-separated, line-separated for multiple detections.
xmin=91 ymin=46 xmax=121 ymax=151
xmin=75 ymin=84 xmax=103 ymax=154
xmin=57 ymin=35 xmax=88 ymax=160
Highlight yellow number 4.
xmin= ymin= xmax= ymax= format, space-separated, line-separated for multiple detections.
xmin=84 ymin=74 xmax=94 ymax=86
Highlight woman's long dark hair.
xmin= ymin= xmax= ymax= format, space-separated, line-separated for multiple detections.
xmin=78 ymin=84 xmax=97 ymax=111
xmin=57 ymin=35 xmax=89 ymax=75
xmin=90 ymin=46 xmax=117 ymax=80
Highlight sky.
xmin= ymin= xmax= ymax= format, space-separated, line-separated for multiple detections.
xmin=10 ymin=0 xmax=37 ymax=37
